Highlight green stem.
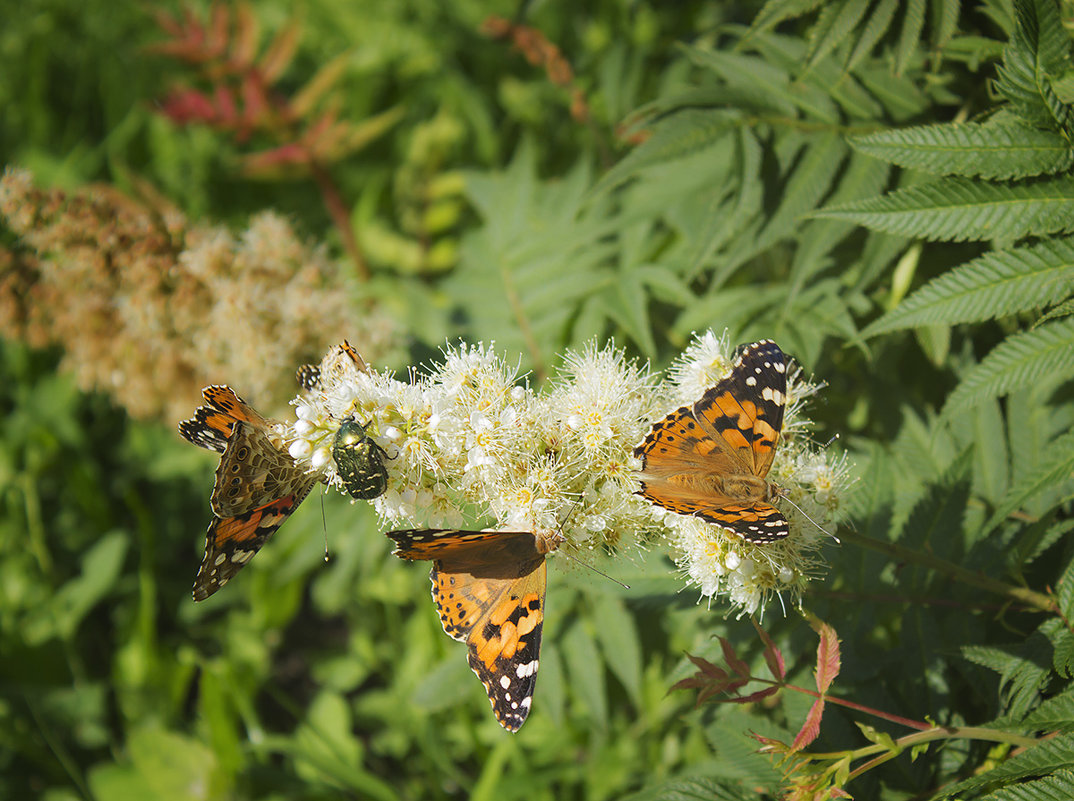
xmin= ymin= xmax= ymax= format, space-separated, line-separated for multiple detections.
xmin=838 ymin=529 xmax=1056 ymax=614
xmin=843 ymin=726 xmax=1040 ymax=782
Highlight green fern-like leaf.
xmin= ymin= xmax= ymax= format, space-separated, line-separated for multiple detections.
xmin=815 ymin=176 xmax=1074 ymax=241
xmin=895 ymin=0 xmax=926 ymax=76
xmin=944 ymin=318 xmax=1074 ymax=413
xmin=864 ymin=237 xmax=1074 ymax=335
xmin=1022 ymin=688 xmax=1074 ymax=731
xmin=845 ymin=0 xmax=899 ymax=72
xmin=590 ymin=109 xmax=740 ymax=198
xmin=930 ymin=0 xmax=961 ymax=52
xmin=936 ymin=732 xmax=1074 ymax=798
xmin=995 ymin=0 xmax=1074 ymax=133
xmin=986 ymin=426 xmax=1074 ymax=533
xmin=1038 ymin=296 xmax=1074 ymax=324
xmin=850 ymin=121 xmax=1074 ymax=179
xmin=807 ymin=0 xmax=870 ymax=67
xmin=972 ymin=770 xmax=1074 ymax=801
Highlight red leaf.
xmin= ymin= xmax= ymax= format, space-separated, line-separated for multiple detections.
xmin=725 ymin=685 xmax=780 ymax=704
xmin=685 ymin=652 xmax=725 ymax=680
xmin=159 ymin=89 xmax=218 ymax=124
xmin=718 ymin=636 xmax=751 ymax=679
xmin=213 ymin=85 xmax=238 ymax=128
xmin=792 ymin=696 xmax=826 ymax=751
xmin=751 ymin=618 xmax=786 ymax=681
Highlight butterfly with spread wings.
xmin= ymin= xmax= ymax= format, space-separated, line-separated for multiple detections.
xmin=387 ymin=527 xmax=561 ymax=732
xmin=634 ymin=339 xmax=790 ymax=543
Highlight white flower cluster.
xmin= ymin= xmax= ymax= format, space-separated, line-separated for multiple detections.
xmin=286 ymin=333 xmax=851 ymax=616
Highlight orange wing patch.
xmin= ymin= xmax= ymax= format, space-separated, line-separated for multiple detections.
xmin=179 ymin=385 xmax=317 ymax=601
xmin=634 ymin=340 xmax=790 ymax=543
xmin=388 ymin=528 xmax=556 ymax=732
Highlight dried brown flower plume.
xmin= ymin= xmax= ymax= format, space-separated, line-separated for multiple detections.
xmin=0 ymin=167 xmax=401 ymax=421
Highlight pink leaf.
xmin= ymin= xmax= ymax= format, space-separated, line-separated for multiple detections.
xmin=792 ymin=696 xmax=826 ymax=751
xmin=811 ymin=619 xmax=841 ymax=694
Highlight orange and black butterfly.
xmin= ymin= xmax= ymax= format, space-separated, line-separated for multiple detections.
xmin=386 ymin=527 xmax=561 ymax=732
xmin=179 ymin=385 xmax=317 ymax=600
xmin=634 ymin=339 xmax=789 ymax=543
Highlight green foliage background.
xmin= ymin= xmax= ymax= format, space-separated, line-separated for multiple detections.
xmin=4 ymin=0 xmax=1074 ymax=799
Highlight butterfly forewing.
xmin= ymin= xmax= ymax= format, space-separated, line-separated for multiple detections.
xmin=178 ymin=385 xmax=268 ymax=453
xmin=692 ymin=340 xmax=786 ymax=477
xmin=193 ymin=493 xmax=308 ymax=601
xmin=388 ymin=528 xmax=549 ymax=732
xmin=634 ymin=340 xmax=791 ymax=544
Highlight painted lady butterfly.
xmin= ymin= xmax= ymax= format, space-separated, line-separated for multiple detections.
xmin=386 ymin=528 xmax=561 ymax=732
xmin=634 ymin=339 xmax=790 ymax=543
xmin=179 ymin=385 xmax=318 ymax=601
xmin=296 ymin=339 xmax=368 ymax=393
xmin=332 ymin=418 xmax=388 ymax=500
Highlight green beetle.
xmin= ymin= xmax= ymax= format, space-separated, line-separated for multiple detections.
xmin=332 ymin=418 xmax=389 ymax=500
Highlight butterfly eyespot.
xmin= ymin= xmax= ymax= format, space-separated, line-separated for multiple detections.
xmin=236 ymin=446 xmax=249 ymax=460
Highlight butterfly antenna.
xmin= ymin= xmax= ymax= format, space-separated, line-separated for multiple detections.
xmin=779 ymin=493 xmax=840 ymax=544
xmin=557 ymin=549 xmax=631 ymax=589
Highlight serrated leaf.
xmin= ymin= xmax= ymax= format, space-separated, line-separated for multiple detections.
xmin=995 ymin=0 xmax=1074 ymax=133
xmin=1054 ymin=631 xmax=1074 ymax=678
xmin=590 ymin=109 xmax=740 ymax=198
xmin=930 ymin=0 xmax=960 ymax=52
xmin=1022 ymin=688 xmax=1074 ymax=730
xmin=974 ymin=769 xmax=1074 ymax=801
xmin=813 ymin=620 xmax=842 ymax=693
xmin=739 ymin=0 xmax=825 ymax=50
xmin=895 ymin=0 xmax=926 ymax=76
xmin=792 ymin=696 xmax=825 ymax=750
xmin=808 ymin=0 xmax=870 ymax=67
xmin=846 ymin=0 xmax=899 ymax=72
xmin=944 ymin=318 xmax=1074 ymax=414
xmin=865 ymin=237 xmax=1074 ymax=335
xmin=751 ymin=619 xmax=786 ymax=681
xmin=935 ymin=731 xmax=1074 ymax=798
xmin=986 ymin=426 xmax=1074 ymax=532
xmin=850 ymin=121 xmax=1074 ymax=179
xmin=815 ymin=176 xmax=1074 ymax=242
xmin=621 ymin=776 xmax=759 ymax=801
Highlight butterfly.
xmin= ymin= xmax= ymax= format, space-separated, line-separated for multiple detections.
xmin=386 ymin=527 xmax=561 ymax=732
xmin=633 ymin=339 xmax=789 ymax=543
xmin=332 ymin=418 xmax=389 ymax=500
xmin=179 ymin=385 xmax=318 ymax=601
xmin=296 ymin=339 xmax=368 ymax=393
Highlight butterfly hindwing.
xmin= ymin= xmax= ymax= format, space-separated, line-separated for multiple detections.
xmin=388 ymin=528 xmax=549 ymax=732
xmin=634 ymin=340 xmax=791 ymax=543
xmin=211 ymin=421 xmax=317 ymax=517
